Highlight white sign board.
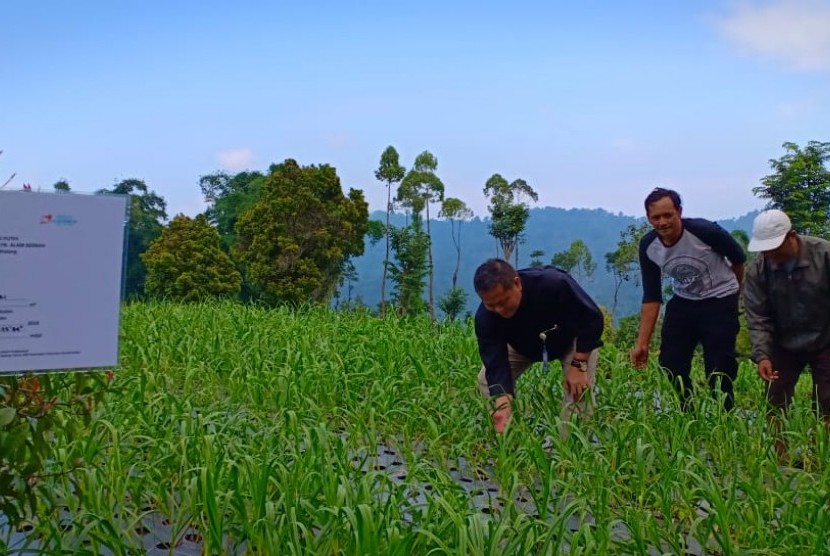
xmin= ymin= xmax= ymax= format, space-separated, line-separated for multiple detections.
xmin=0 ymin=191 xmax=128 ymax=374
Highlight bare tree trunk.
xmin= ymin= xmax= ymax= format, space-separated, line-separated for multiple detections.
xmin=452 ymin=220 xmax=461 ymax=289
xmin=502 ymin=241 xmax=513 ymax=264
xmin=380 ymin=183 xmax=391 ymax=316
xmin=426 ymin=201 xmax=435 ymax=321
xmin=611 ymin=274 xmax=622 ymax=318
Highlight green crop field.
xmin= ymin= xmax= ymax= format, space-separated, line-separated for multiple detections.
xmin=3 ymin=302 xmax=829 ymax=555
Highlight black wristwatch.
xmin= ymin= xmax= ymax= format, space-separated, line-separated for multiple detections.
xmin=570 ymin=358 xmax=589 ymax=372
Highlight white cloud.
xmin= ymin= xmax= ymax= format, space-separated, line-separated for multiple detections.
xmin=715 ymin=0 xmax=830 ymax=71
xmin=216 ymin=148 xmax=254 ymax=170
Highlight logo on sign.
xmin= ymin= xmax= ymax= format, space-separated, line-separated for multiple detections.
xmin=40 ymin=214 xmax=77 ymax=226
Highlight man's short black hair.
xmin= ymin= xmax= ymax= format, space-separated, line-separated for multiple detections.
xmin=644 ymin=187 xmax=682 ymax=213
xmin=474 ymin=258 xmax=518 ymax=294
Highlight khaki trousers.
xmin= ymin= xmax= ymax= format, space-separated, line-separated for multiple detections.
xmin=478 ymin=342 xmax=598 ymax=437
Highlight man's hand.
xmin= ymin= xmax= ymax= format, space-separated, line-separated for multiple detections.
xmin=491 ymin=394 xmax=513 ymax=434
xmin=630 ymin=343 xmax=649 ymax=368
xmin=565 ymin=366 xmax=591 ymax=399
xmin=758 ymin=359 xmax=779 ymax=382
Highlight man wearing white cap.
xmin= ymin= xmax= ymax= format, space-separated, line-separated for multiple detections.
xmin=743 ymin=209 xmax=830 ymax=437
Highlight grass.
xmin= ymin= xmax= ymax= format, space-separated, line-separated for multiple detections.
xmin=5 ymin=301 xmax=829 ymax=554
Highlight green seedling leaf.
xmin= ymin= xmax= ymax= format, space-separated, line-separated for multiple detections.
xmin=0 ymin=407 xmax=16 ymax=427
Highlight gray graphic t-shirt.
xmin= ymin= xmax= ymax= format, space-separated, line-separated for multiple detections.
xmin=639 ymin=218 xmax=746 ymax=302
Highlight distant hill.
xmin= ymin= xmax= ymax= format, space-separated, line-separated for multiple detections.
xmin=341 ymin=207 xmax=758 ymax=319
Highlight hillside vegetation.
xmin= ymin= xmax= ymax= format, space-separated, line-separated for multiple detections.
xmin=345 ymin=207 xmax=758 ymax=318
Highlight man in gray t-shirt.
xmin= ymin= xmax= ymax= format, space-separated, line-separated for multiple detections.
xmin=630 ymin=188 xmax=746 ymax=410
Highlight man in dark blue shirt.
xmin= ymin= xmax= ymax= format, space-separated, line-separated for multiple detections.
xmin=631 ymin=188 xmax=746 ymax=410
xmin=474 ymin=258 xmax=604 ymax=434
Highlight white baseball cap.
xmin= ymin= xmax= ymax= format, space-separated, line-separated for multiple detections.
xmin=748 ymin=209 xmax=792 ymax=252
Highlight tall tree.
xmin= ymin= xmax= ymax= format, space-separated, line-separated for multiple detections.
xmin=438 ymin=286 xmax=468 ymax=322
xmin=97 ymin=178 xmax=168 ymax=298
xmin=234 ymin=159 xmax=368 ymax=305
xmin=337 ymin=260 xmax=359 ymax=309
xmin=483 ymin=174 xmax=538 ymax=264
xmin=142 ymin=214 xmax=241 ymax=301
xmin=199 ymin=170 xmax=267 ymax=248
xmin=438 ymin=197 xmax=474 ymax=289
xmin=551 ymin=240 xmax=596 ymax=281
xmin=752 ymin=141 xmax=830 ymax=237
xmin=387 ymin=216 xmax=430 ymax=316
xmin=52 ymin=179 xmax=70 ymax=192
xmin=604 ymin=223 xmax=650 ymax=318
xmin=374 ymin=146 xmax=406 ymax=316
xmin=199 ymin=170 xmax=268 ymax=300
xmin=529 ymin=249 xmax=545 ymax=267
xmin=398 ymin=151 xmax=444 ymax=320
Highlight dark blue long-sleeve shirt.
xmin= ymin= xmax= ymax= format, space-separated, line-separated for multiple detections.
xmin=475 ymin=266 xmax=604 ymax=397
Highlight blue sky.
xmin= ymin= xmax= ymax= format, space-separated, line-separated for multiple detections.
xmin=3 ymin=0 xmax=829 ymax=221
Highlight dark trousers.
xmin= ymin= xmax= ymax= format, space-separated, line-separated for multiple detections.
xmin=659 ymin=294 xmax=739 ymax=411
xmin=766 ymin=344 xmax=830 ymax=417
